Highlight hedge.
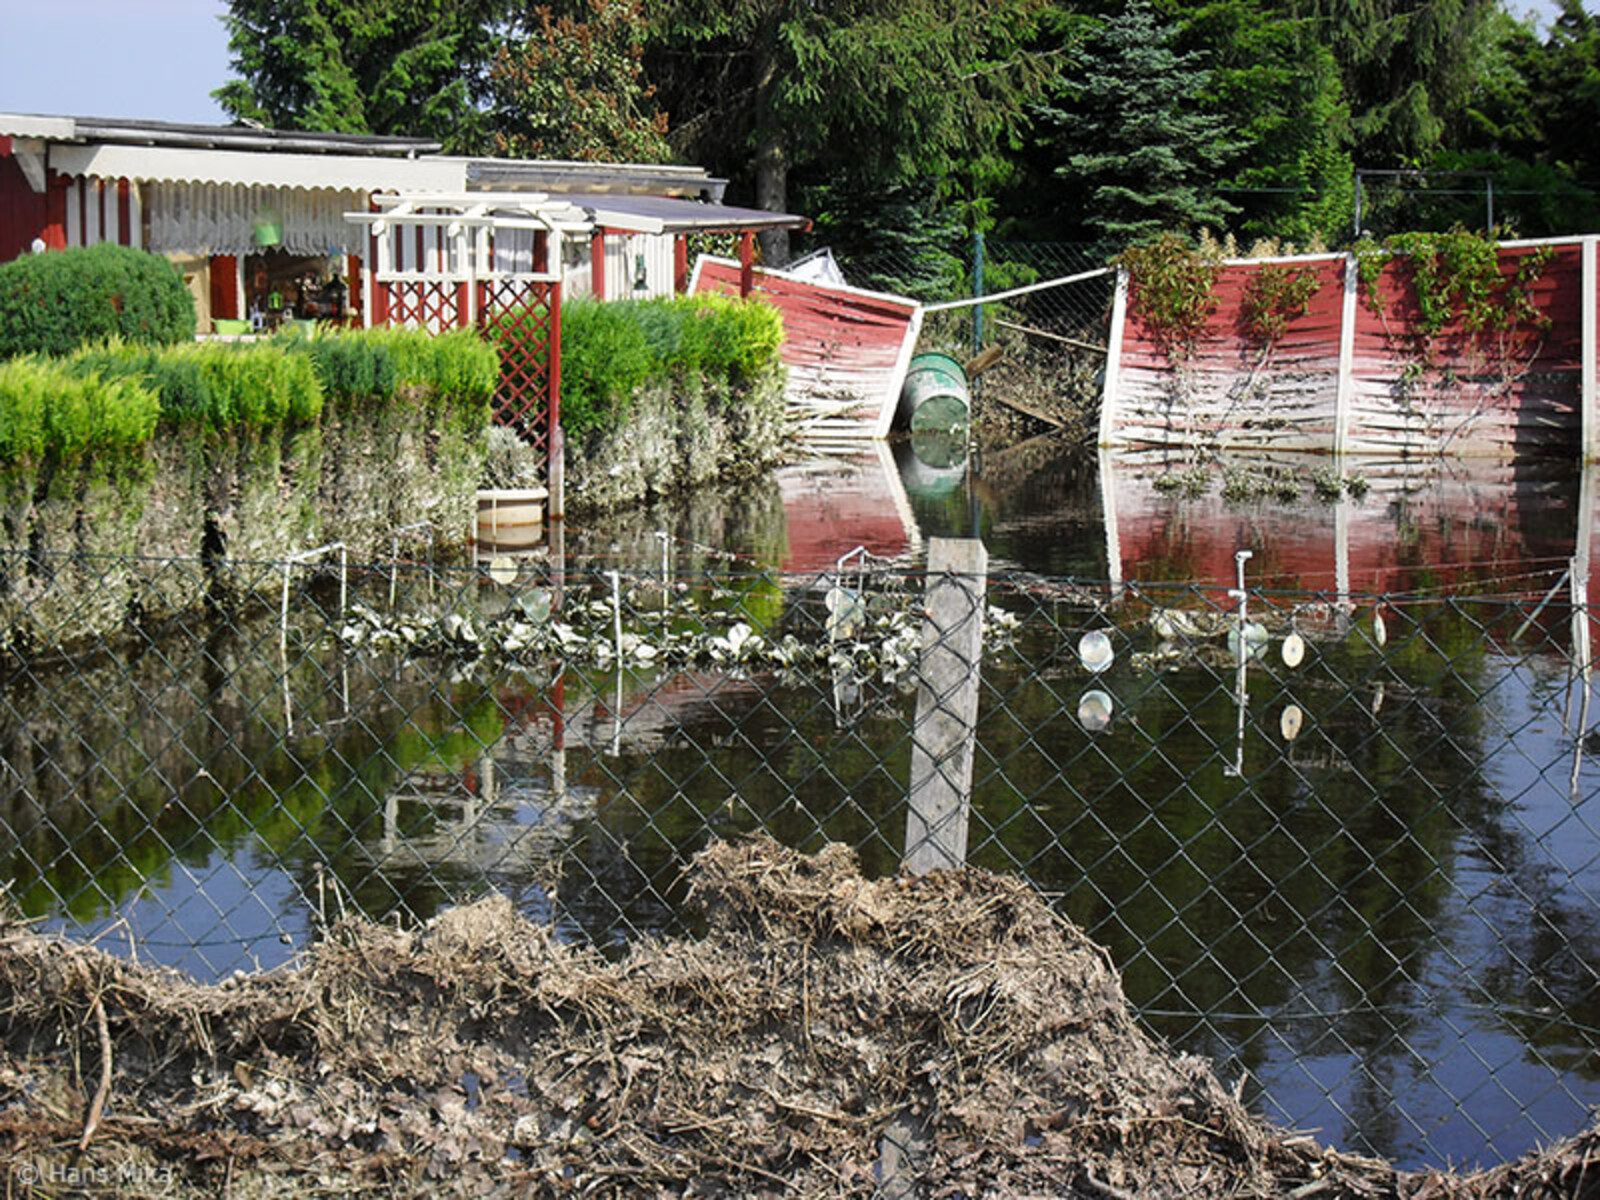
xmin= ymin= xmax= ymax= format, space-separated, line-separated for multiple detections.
xmin=0 ymin=327 xmax=500 ymax=649
xmin=503 ymin=294 xmax=785 ymax=445
xmin=0 ymin=356 xmax=161 ymax=469
xmin=0 ymin=244 xmax=196 ymax=359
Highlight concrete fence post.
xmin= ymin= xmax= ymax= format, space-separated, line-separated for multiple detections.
xmin=1098 ymin=269 xmax=1128 ymax=448
xmin=903 ymin=537 xmax=988 ymax=874
xmin=1335 ymin=252 xmax=1358 ymax=460
xmin=1583 ymin=237 xmax=1597 ymax=464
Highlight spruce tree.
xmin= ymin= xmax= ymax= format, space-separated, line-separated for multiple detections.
xmin=1045 ymin=0 xmax=1240 ymax=245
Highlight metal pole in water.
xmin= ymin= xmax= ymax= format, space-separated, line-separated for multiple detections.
xmin=971 ymin=229 xmax=985 ymax=360
xmin=1226 ymin=550 xmax=1253 ymax=778
xmin=656 ymin=530 xmax=669 ymax=616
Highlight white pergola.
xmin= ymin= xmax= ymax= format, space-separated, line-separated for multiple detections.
xmin=344 ymin=191 xmax=591 ymax=327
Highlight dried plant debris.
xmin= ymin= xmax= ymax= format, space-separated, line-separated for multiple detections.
xmin=0 ymin=839 xmax=1596 ymax=1197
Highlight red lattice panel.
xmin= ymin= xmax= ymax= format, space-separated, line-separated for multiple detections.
xmin=480 ymin=280 xmax=556 ymax=455
xmin=381 ymin=280 xmax=465 ymax=334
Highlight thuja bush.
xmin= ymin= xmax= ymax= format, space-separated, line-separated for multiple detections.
xmin=631 ymin=293 xmax=785 ymax=380
xmin=530 ymin=294 xmax=784 ymax=445
xmin=0 ymin=245 xmax=196 ymax=359
xmin=299 ymin=327 xmax=498 ymax=417
xmin=556 ymin=300 xmax=655 ymax=442
xmin=69 ymin=341 xmax=321 ymax=430
xmin=0 ymin=356 xmax=160 ymax=468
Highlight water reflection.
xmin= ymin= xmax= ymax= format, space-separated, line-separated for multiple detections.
xmin=0 ymin=445 xmax=1596 ymax=1174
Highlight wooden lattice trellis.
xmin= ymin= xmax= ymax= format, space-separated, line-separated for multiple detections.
xmin=346 ymin=193 xmax=586 ymax=481
xmin=480 ymin=278 xmax=560 ymax=450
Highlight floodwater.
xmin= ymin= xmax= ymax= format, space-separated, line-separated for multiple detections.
xmin=2 ymin=434 xmax=1598 ymax=1173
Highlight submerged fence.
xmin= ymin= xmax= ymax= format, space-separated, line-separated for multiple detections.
xmin=1 ymin=542 xmax=1597 ymax=1173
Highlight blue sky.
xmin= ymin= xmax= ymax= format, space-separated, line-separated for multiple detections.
xmin=0 ymin=0 xmax=1589 ymax=128
xmin=0 ymin=0 xmax=231 ymax=124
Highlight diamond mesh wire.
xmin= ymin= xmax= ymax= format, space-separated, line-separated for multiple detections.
xmin=0 ymin=545 xmax=1596 ymax=1171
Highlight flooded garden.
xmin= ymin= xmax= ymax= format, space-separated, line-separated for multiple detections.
xmin=2 ymin=438 xmax=1598 ymax=1180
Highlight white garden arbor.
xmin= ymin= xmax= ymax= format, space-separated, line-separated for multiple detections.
xmin=345 ymin=193 xmax=590 ymax=485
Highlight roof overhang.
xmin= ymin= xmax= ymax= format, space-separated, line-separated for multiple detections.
xmin=466 ymin=158 xmax=727 ymax=202
xmin=0 ymin=112 xmax=438 ymax=156
xmin=575 ymin=193 xmax=810 ymax=236
xmin=49 ymin=143 xmax=466 ymax=192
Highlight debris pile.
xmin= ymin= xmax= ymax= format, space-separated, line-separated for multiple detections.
xmin=0 ymin=839 xmax=1594 ymax=1197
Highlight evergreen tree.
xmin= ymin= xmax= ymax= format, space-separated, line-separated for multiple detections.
xmin=1173 ymin=0 xmax=1353 ymax=245
xmin=1298 ymin=0 xmax=1496 ymax=164
xmin=214 ymin=0 xmax=511 ymax=152
xmin=647 ymin=0 xmax=1056 ymax=262
xmin=1045 ymin=0 xmax=1240 ymax=246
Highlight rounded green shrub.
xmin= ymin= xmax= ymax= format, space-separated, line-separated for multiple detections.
xmin=0 ymin=244 xmax=197 ymax=359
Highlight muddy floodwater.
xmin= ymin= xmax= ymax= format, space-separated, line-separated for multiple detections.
xmin=2 ymin=434 xmax=1597 ymax=1173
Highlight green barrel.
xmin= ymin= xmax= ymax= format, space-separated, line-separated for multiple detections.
xmin=897 ymin=351 xmax=970 ymax=434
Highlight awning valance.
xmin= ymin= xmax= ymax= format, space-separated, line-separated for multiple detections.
xmin=144 ymin=182 xmax=367 ymax=256
xmin=49 ymin=143 xmax=465 ymax=193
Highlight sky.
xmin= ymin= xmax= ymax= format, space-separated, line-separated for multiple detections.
xmin=0 ymin=0 xmax=231 ymax=124
xmin=0 ymin=0 xmax=1591 ymax=129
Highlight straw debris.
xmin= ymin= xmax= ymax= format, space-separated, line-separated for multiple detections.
xmin=0 ymin=838 xmax=1594 ymax=1197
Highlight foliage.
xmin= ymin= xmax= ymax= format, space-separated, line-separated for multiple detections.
xmin=649 ymin=0 xmax=1055 ymax=258
xmin=62 ymin=329 xmax=494 ymax=438
xmin=68 ymin=341 xmax=319 ymax=431
xmin=552 ymin=300 xmax=655 ymax=442
xmin=0 ymin=246 xmax=196 ymax=360
xmin=488 ymin=0 xmax=670 ymax=163
xmin=508 ymin=295 xmax=784 ymax=445
xmin=800 ymin=179 xmax=966 ymax=300
xmin=295 ymin=330 xmax=400 ymax=402
xmin=1304 ymin=0 xmax=1497 ymax=163
xmin=1118 ymin=234 xmax=1220 ymax=355
xmin=319 ymin=328 xmax=499 ymax=414
xmin=1042 ymin=1 xmax=1240 ymax=245
xmin=1356 ymin=229 xmax=1553 ymax=339
xmin=632 ymin=294 xmax=785 ymax=380
xmin=1241 ymin=264 xmax=1323 ymax=343
xmin=1173 ymin=0 xmax=1354 ymax=245
xmin=0 ymin=357 xmax=161 ymax=469
xmin=214 ymin=0 xmax=512 ymax=151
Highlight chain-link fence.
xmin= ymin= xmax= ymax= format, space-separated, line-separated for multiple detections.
xmin=2 ymin=542 xmax=1597 ymax=1173
xmin=834 ymin=239 xmax=1113 ymax=347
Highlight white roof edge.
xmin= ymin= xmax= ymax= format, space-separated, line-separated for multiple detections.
xmin=0 ymin=114 xmax=77 ymax=140
xmin=49 ymin=143 xmax=466 ymax=193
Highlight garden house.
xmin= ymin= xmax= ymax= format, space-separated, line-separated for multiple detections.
xmin=0 ymin=112 xmax=808 ymax=332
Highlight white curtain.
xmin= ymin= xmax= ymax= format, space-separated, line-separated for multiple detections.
xmin=143 ymin=183 xmax=366 ymax=256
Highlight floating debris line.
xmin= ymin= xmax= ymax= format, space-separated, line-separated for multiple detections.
xmin=333 ymin=587 xmax=1023 ymax=683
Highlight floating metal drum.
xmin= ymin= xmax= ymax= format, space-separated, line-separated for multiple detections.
xmin=896 ymin=430 xmax=967 ymax=500
xmin=897 ymin=351 xmax=970 ymax=434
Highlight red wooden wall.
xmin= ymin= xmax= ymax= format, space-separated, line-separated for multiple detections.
xmin=0 ymin=146 xmax=48 ymax=262
xmin=1109 ymin=243 xmax=1592 ymax=460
